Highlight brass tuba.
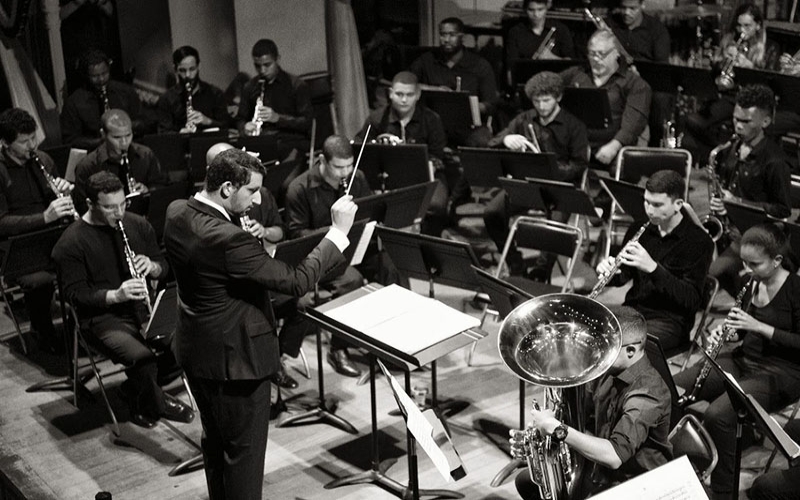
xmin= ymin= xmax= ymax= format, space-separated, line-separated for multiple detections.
xmin=499 ymin=294 xmax=622 ymax=500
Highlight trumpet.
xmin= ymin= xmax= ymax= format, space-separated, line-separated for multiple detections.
xmin=120 ymin=152 xmax=138 ymax=194
xmin=590 ymin=222 xmax=650 ymax=299
xmin=532 ymin=27 xmax=556 ymax=59
xmin=678 ymin=277 xmax=755 ymax=405
xmin=30 ymin=151 xmax=79 ymax=220
xmin=250 ymin=78 xmax=266 ymax=136
xmin=700 ymin=137 xmax=735 ymax=243
xmin=184 ymin=81 xmax=197 ymax=133
xmin=716 ymin=32 xmax=749 ymax=91
xmin=117 ymin=219 xmax=152 ymax=315
xmin=583 ymin=8 xmax=634 ymax=66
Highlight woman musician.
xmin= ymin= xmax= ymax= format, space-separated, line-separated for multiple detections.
xmin=674 ymin=223 xmax=800 ymax=499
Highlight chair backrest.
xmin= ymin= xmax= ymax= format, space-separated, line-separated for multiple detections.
xmin=615 ymin=147 xmax=692 ymax=200
xmin=645 ymin=334 xmax=683 ymax=432
xmin=668 ymin=414 xmax=718 ymax=483
xmin=500 ymin=217 xmax=583 ymax=288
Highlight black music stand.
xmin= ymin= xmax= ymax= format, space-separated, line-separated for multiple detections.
xmin=702 ymin=351 xmax=800 ymax=500
xmin=672 ymin=66 xmax=718 ymax=102
xmin=356 ymin=143 xmax=431 ymax=192
xmin=421 ymin=89 xmax=480 ymax=146
xmin=497 ymin=178 xmax=548 ymax=211
xmin=375 ymin=226 xmax=482 ymax=414
xmin=723 ymin=199 xmax=770 ymax=234
xmin=354 ymin=181 xmax=437 ymax=229
xmin=471 ymin=267 xmax=535 ymax=486
xmin=510 ymin=59 xmax=582 ymax=88
xmin=233 ymin=135 xmax=280 ymax=163
xmin=458 ymin=147 xmax=557 ymax=188
xmin=139 ymin=133 xmax=190 ymax=177
xmin=261 ymin=160 xmax=295 ymax=200
xmin=635 ymin=61 xmax=680 ymax=94
xmin=783 ymin=221 xmax=800 ymax=266
xmin=525 ymin=177 xmax=598 ymax=217
xmin=147 ymin=183 xmax=189 ymax=245
xmin=599 ymin=178 xmax=647 ymax=222
xmin=187 ymin=135 xmax=228 ymax=183
xmin=561 ymin=88 xmax=612 ymax=129
xmin=305 ymin=282 xmax=480 ymax=500
xmin=736 ymin=68 xmax=800 ymax=112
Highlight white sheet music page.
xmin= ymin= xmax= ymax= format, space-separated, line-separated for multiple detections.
xmin=323 ymin=284 xmax=480 ymax=355
xmin=591 ymin=456 xmax=708 ymax=500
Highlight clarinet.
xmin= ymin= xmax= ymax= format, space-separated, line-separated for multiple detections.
xmin=30 ymin=151 xmax=79 ymax=220
xmin=120 ymin=152 xmax=137 ymax=194
xmin=250 ymin=78 xmax=266 ymax=136
xmin=589 ymin=222 xmax=649 ymax=299
xmin=116 ymin=219 xmax=153 ymax=316
xmin=678 ymin=277 xmax=755 ymax=405
xmin=100 ymin=84 xmax=110 ymax=113
xmin=184 ymin=81 xmax=197 ymax=133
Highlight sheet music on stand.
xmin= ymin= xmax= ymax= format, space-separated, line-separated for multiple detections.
xmin=591 ymin=456 xmax=708 ymax=500
xmin=376 ymin=359 xmax=466 ymax=482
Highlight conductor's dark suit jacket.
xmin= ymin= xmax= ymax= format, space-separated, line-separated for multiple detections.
xmin=163 ymin=197 xmax=345 ymax=380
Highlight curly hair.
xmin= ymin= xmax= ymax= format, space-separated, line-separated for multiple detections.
xmin=205 ymin=148 xmax=265 ymax=192
xmin=736 ymin=84 xmax=775 ymax=116
xmin=0 ymin=108 xmax=36 ymax=143
xmin=524 ymin=71 xmax=564 ymax=100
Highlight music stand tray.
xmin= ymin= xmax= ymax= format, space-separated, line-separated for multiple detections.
xmin=458 ymin=147 xmax=557 ymax=188
xmin=561 ymin=88 xmax=611 ymax=129
xmin=354 ymin=182 xmax=437 ymax=229
xmin=421 ymin=89 xmax=480 ymax=144
xmin=599 ymin=178 xmax=647 ymax=222
xmin=723 ymin=199 xmax=769 ymax=234
xmin=525 ymin=177 xmax=598 ymax=217
xmin=356 ymin=143 xmax=431 ymax=192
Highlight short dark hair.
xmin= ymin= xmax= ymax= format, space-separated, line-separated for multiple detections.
xmin=736 ymin=84 xmax=775 ymax=116
xmin=524 ymin=71 xmax=563 ymax=100
xmin=322 ymin=135 xmax=354 ymax=163
xmin=205 ymin=148 xmax=265 ymax=192
xmin=252 ymin=39 xmax=279 ymax=59
xmin=645 ymin=170 xmax=684 ymax=201
xmin=741 ymin=222 xmax=789 ymax=260
xmin=607 ymin=305 xmax=647 ymax=345
xmin=0 ymin=108 xmax=36 ymax=143
xmin=172 ymin=45 xmax=200 ymax=67
xmin=79 ymin=49 xmax=111 ymax=75
xmin=523 ymin=0 xmax=549 ymax=9
xmin=439 ymin=17 xmax=464 ymax=33
xmin=392 ymin=71 xmax=418 ymax=87
xmin=86 ymin=171 xmax=124 ymax=203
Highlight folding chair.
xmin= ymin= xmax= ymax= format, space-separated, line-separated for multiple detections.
xmin=678 ymin=276 xmax=720 ymax=371
xmin=669 ymin=414 xmax=718 ymax=483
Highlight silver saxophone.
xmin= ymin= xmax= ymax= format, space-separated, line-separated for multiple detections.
xmin=701 ymin=137 xmax=736 ymax=242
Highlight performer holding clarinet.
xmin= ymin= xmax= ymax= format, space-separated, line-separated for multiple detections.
xmin=674 ymin=222 xmax=800 ymax=500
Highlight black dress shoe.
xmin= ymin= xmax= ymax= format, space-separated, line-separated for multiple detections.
xmin=272 ymin=364 xmax=299 ymax=389
xmin=161 ymin=395 xmax=195 ymax=423
xmin=130 ymin=412 xmax=158 ymax=429
xmin=327 ymin=350 xmax=362 ymax=378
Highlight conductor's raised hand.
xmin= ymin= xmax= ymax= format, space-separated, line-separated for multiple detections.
xmin=330 ymin=195 xmax=358 ymax=235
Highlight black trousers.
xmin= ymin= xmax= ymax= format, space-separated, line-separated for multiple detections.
xmin=187 ymin=376 xmax=272 ymax=500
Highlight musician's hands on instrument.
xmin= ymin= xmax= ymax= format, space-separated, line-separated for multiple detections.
xmin=133 ymin=254 xmax=159 ymax=278
xmin=594 ymin=140 xmax=622 ymax=165
xmin=130 ymin=180 xmax=149 ymax=194
xmin=114 ymin=278 xmax=150 ymax=303
xmin=376 ymin=133 xmax=403 ymax=145
xmin=529 ymin=407 xmax=559 ymax=436
xmin=709 ymin=195 xmax=728 ymax=214
xmin=703 ymin=322 xmax=724 ymax=350
xmin=779 ymin=53 xmax=800 ymax=75
xmin=595 ymin=256 xmax=617 ymax=278
xmin=724 ymin=307 xmax=773 ymax=338
xmin=259 ymin=106 xmax=279 ymax=124
xmin=619 ymin=241 xmax=657 ymax=273
xmin=330 ymin=195 xmax=358 ymax=235
xmin=52 ymin=177 xmax=74 ymax=194
xmin=243 ymin=219 xmax=267 ymax=239
xmin=503 ymin=134 xmax=536 ymax=151
xmin=44 ymin=197 xmax=77 ymax=223
xmin=243 ymin=122 xmax=259 ymax=135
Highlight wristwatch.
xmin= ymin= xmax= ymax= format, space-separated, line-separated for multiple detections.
xmin=552 ymin=423 xmax=569 ymax=442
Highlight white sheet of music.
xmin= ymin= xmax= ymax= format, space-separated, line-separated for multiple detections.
xmin=591 ymin=456 xmax=708 ymax=500
xmin=323 ymin=284 xmax=480 ymax=355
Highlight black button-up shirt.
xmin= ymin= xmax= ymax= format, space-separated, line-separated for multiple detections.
xmin=355 ymin=103 xmax=447 ymax=161
xmin=608 ymin=13 xmax=671 ymax=63
xmin=409 ymin=48 xmax=498 ymax=107
xmin=60 ymin=80 xmax=143 ymax=149
xmin=235 ymin=70 xmax=313 ymax=141
xmin=505 ymin=18 xmax=577 ymax=66
xmin=156 ymin=79 xmax=229 ymax=133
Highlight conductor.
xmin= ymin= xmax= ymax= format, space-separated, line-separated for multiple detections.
xmin=163 ymin=148 xmax=357 ymax=499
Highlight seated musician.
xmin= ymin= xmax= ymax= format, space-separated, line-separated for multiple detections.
xmin=60 ymin=49 xmax=145 ymax=149
xmin=483 ymin=71 xmax=588 ymax=279
xmin=596 ymin=170 xmax=713 ymax=354
xmin=674 ymin=223 xmax=800 ymax=500
xmin=684 ymin=3 xmax=780 ymax=159
xmin=156 ymin=46 xmax=229 ymax=134
xmin=606 ymin=0 xmax=670 ymax=63
xmin=707 ymin=85 xmax=791 ymax=298
xmin=513 ymin=306 xmax=672 ymax=499
xmin=505 ymin=0 xmax=576 ymax=74
xmin=0 ymin=108 xmax=76 ymax=353
xmin=749 ymin=419 xmax=800 ymax=499
xmin=74 ymin=109 xmax=166 ymax=214
xmin=560 ymin=30 xmax=651 ymax=169
xmin=353 ymin=70 xmax=450 ymax=236
xmin=52 ymin=171 xmax=193 ymax=428
xmin=283 ymin=135 xmax=372 ymax=378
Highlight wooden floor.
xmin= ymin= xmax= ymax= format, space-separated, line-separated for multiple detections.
xmin=0 ymin=173 xmax=796 ymax=499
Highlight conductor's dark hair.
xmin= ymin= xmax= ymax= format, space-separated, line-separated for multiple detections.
xmin=252 ymin=39 xmax=279 ymax=59
xmin=645 ymin=170 xmax=684 ymax=201
xmin=439 ymin=17 xmax=465 ymax=33
xmin=742 ymin=223 xmax=790 ymax=261
xmin=607 ymin=305 xmax=647 ymax=345
xmin=79 ymin=49 xmax=111 ymax=74
xmin=86 ymin=171 xmax=124 ymax=204
xmin=524 ymin=71 xmax=564 ymax=100
xmin=172 ymin=45 xmax=200 ymax=66
xmin=0 ymin=108 xmax=36 ymax=143
xmin=736 ymin=84 xmax=775 ymax=116
xmin=205 ymin=148 xmax=265 ymax=192
xmin=322 ymin=135 xmax=354 ymax=162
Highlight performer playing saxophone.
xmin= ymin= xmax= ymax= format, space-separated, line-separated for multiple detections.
xmin=512 ymin=306 xmax=672 ymax=499
xmin=675 ymin=223 xmax=800 ymax=499
xmin=595 ymin=170 xmax=713 ymax=354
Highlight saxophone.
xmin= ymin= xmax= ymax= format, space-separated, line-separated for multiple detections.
xmin=589 ymin=222 xmax=650 ymax=299
xmin=117 ymin=219 xmax=153 ymax=316
xmin=700 ymin=137 xmax=735 ymax=243
xmin=30 ymin=151 xmax=79 ymax=220
xmin=678 ymin=277 xmax=755 ymax=406
xmin=250 ymin=78 xmax=266 ymax=136
xmin=184 ymin=81 xmax=197 ymax=133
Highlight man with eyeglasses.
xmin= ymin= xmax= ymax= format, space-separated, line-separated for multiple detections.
xmin=52 ymin=171 xmax=193 ymax=429
xmin=560 ymin=30 xmax=651 ymax=168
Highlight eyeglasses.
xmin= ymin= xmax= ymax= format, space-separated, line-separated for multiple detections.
xmin=587 ymin=48 xmax=616 ymax=60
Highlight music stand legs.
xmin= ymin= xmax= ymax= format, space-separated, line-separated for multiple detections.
xmin=490 ymin=380 xmax=527 ymax=487
xmin=276 ymin=330 xmax=357 ymax=434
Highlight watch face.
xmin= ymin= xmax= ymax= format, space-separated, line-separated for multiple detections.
xmin=554 ymin=425 xmax=568 ymax=441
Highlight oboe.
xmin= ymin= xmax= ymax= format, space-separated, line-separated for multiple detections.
xmin=30 ymin=151 xmax=79 ymax=220
xmin=120 ymin=152 xmax=137 ymax=194
xmin=117 ymin=219 xmax=152 ymax=315
xmin=589 ymin=222 xmax=650 ymax=299
xmin=184 ymin=81 xmax=197 ymax=133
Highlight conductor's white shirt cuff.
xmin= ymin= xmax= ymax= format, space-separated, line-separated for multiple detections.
xmin=325 ymin=227 xmax=350 ymax=253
